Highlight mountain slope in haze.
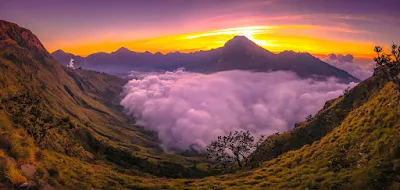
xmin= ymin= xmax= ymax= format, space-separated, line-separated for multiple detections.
xmin=0 ymin=20 xmax=208 ymax=189
xmin=52 ymin=36 xmax=359 ymax=83
xmin=52 ymin=49 xmax=84 ymax=67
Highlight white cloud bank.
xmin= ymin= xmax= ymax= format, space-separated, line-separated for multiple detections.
xmin=67 ymin=58 xmax=75 ymax=69
xmin=121 ymin=69 xmax=356 ymax=152
xmin=325 ymin=54 xmax=374 ymax=80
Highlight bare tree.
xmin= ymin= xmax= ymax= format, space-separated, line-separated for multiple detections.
xmin=373 ymin=43 xmax=400 ymax=104
xmin=206 ymin=131 xmax=264 ymax=168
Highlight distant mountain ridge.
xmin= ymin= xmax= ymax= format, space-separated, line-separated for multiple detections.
xmin=52 ymin=36 xmax=360 ymax=83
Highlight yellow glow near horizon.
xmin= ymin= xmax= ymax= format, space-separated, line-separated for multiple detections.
xmin=48 ymin=25 xmax=376 ymax=58
xmin=184 ymin=26 xmax=281 ymax=47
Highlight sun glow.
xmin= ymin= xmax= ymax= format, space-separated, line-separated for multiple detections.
xmin=51 ymin=25 xmax=376 ymax=58
xmin=182 ymin=26 xmax=280 ymax=48
xmin=185 ymin=26 xmax=272 ymax=39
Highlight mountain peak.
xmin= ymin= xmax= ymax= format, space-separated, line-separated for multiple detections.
xmin=231 ymin=35 xmax=251 ymax=41
xmin=224 ymin=35 xmax=257 ymax=48
xmin=53 ymin=49 xmax=66 ymax=54
xmin=0 ymin=20 xmax=48 ymax=55
xmin=222 ymin=35 xmax=274 ymax=57
xmin=114 ymin=47 xmax=132 ymax=54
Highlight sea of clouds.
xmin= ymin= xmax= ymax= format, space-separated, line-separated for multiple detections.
xmin=121 ymin=69 xmax=356 ymax=152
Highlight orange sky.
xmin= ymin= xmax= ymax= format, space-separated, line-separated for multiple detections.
xmin=47 ymin=25 xmax=377 ymax=58
xmin=3 ymin=1 xmax=399 ymax=59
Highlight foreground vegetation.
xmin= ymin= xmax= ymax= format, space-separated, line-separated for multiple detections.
xmin=0 ymin=20 xmax=208 ymax=189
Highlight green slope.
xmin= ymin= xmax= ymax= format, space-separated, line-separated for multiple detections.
xmin=0 ymin=20 xmax=207 ymax=189
xmin=248 ymin=69 xmax=392 ymax=167
xmin=32 ymin=64 xmax=399 ymax=190
xmin=164 ymin=74 xmax=400 ymax=189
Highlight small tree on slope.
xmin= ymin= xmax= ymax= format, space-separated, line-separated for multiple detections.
xmin=206 ymin=130 xmax=264 ymax=168
xmin=374 ymin=43 xmax=400 ymax=104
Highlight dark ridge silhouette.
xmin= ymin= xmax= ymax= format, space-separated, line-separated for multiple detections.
xmin=52 ymin=35 xmax=359 ymax=83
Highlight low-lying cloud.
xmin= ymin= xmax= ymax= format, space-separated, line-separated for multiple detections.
xmin=67 ymin=58 xmax=75 ymax=69
xmin=121 ymin=69 xmax=356 ymax=152
xmin=325 ymin=54 xmax=374 ymax=80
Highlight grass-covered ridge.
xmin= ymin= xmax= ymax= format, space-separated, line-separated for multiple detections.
xmin=153 ymin=74 xmax=400 ymax=189
xmin=248 ymin=69 xmax=391 ymax=167
xmin=0 ymin=20 xmax=208 ymax=189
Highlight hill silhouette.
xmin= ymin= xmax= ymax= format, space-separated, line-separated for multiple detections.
xmin=52 ymin=36 xmax=359 ymax=83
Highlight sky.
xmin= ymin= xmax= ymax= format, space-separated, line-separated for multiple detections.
xmin=1 ymin=0 xmax=399 ymax=58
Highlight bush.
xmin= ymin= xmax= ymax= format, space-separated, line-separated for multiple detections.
xmin=48 ymin=168 xmax=60 ymax=178
xmin=0 ymin=133 xmax=13 ymax=149
xmin=35 ymin=150 xmax=43 ymax=161
xmin=9 ymin=138 xmax=34 ymax=161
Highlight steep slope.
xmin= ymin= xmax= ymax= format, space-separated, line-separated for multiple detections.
xmin=0 ymin=20 xmax=207 ymax=188
xmin=248 ymin=67 xmax=393 ymax=167
xmin=52 ymin=36 xmax=359 ymax=83
xmin=164 ymin=75 xmax=400 ymax=189
xmin=275 ymin=51 xmax=358 ymax=81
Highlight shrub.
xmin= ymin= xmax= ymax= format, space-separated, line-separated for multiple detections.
xmin=10 ymin=140 xmax=34 ymax=161
xmin=0 ymin=133 xmax=13 ymax=149
xmin=48 ymin=168 xmax=60 ymax=178
xmin=35 ymin=150 xmax=43 ymax=161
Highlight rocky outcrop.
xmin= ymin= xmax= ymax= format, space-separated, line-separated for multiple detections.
xmin=0 ymin=20 xmax=48 ymax=55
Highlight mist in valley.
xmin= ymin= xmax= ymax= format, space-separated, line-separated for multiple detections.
xmin=120 ymin=68 xmax=356 ymax=152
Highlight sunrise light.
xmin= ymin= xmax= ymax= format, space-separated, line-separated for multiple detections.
xmin=52 ymin=25 xmax=376 ymax=58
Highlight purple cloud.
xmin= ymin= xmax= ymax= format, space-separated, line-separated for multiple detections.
xmin=121 ymin=69 xmax=356 ymax=152
xmin=325 ymin=53 xmax=374 ymax=80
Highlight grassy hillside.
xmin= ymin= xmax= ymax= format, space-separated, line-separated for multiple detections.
xmin=0 ymin=20 xmax=207 ymax=189
xmin=19 ymin=70 xmax=399 ymax=190
xmin=139 ymin=73 xmax=399 ymax=189
xmin=248 ymin=69 xmax=392 ymax=167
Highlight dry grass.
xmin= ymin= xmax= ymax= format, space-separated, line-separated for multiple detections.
xmin=9 ymin=138 xmax=35 ymax=162
xmin=0 ymin=156 xmax=26 ymax=186
xmin=0 ymin=156 xmax=15 ymax=172
xmin=0 ymin=131 xmax=35 ymax=162
xmin=5 ymin=167 xmax=27 ymax=185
